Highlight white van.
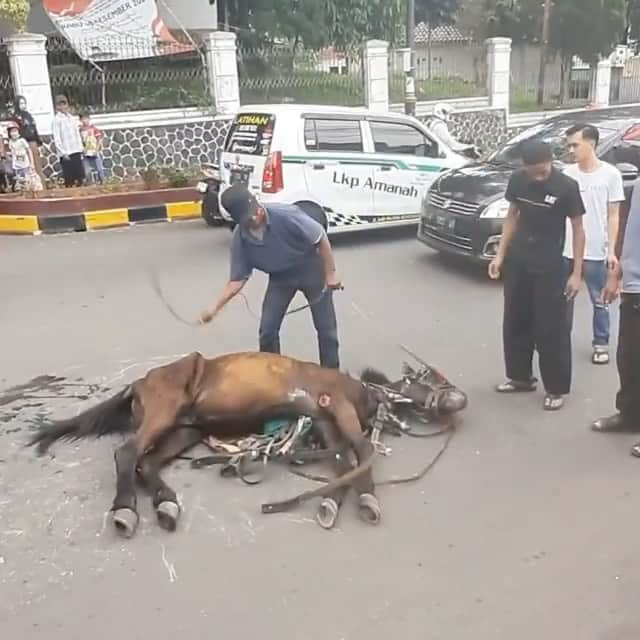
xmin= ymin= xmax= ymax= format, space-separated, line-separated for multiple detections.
xmin=217 ymin=104 xmax=470 ymax=233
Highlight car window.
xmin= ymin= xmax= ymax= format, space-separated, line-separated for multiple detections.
xmin=491 ymin=120 xmax=620 ymax=166
xmin=224 ymin=113 xmax=275 ymax=157
xmin=304 ymin=118 xmax=363 ymax=153
xmin=369 ymin=120 xmax=437 ymax=157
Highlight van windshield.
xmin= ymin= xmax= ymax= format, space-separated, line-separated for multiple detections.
xmin=224 ymin=113 xmax=275 ymax=156
xmin=490 ymin=120 xmax=620 ymax=166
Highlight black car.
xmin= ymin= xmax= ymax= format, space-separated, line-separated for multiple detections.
xmin=418 ymin=106 xmax=640 ymax=263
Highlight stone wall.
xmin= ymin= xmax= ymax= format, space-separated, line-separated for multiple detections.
xmin=36 ymin=107 xmax=510 ymax=183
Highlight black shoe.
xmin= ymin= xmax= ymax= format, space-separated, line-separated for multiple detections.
xmin=591 ymin=413 xmax=640 ymax=433
xmin=631 ymin=442 xmax=640 ymax=458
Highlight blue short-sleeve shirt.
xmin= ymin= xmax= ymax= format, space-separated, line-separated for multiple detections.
xmin=229 ymin=203 xmax=326 ymax=282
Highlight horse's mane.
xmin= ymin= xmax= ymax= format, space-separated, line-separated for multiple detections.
xmin=359 ymin=367 xmax=391 ymax=386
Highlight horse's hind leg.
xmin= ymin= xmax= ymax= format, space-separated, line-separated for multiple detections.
xmin=137 ymin=427 xmax=202 ymax=532
xmin=312 ymin=419 xmax=352 ymax=530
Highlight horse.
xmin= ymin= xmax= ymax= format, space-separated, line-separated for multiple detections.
xmin=27 ymin=350 xmax=467 ymax=537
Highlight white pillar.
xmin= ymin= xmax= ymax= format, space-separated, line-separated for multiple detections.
xmin=203 ymin=31 xmax=240 ymax=116
xmin=6 ymin=33 xmax=55 ymax=136
xmin=363 ymin=40 xmax=389 ymax=113
xmin=486 ymin=37 xmax=512 ymax=115
xmin=593 ymin=59 xmax=612 ymax=108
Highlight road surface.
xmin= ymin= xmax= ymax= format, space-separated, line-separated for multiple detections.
xmin=0 ymin=221 xmax=637 ymax=640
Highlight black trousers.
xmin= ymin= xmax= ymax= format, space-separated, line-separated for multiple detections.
xmin=502 ymin=258 xmax=571 ymax=395
xmin=259 ymin=264 xmax=340 ymax=369
xmin=59 ymin=152 xmax=85 ymax=187
xmin=616 ymin=293 xmax=640 ymax=423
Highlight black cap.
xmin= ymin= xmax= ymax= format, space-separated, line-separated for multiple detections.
xmin=220 ymin=183 xmax=259 ymax=225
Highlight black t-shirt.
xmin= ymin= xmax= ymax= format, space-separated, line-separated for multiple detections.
xmin=505 ymin=167 xmax=585 ymax=270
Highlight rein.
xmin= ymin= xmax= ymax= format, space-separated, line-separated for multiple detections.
xmin=149 ymin=267 xmax=340 ymax=326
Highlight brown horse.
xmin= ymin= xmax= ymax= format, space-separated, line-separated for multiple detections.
xmin=27 ymin=351 xmax=467 ymax=537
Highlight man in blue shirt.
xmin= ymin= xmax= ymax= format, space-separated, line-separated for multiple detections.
xmin=592 ymin=177 xmax=640 ymax=453
xmin=199 ymin=184 xmax=342 ymax=368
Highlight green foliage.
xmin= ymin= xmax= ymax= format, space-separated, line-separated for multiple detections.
xmin=0 ymin=0 xmax=30 ymax=32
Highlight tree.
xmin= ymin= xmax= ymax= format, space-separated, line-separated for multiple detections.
xmin=546 ymin=0 xmax=626 ymax=101
xmin=0 ymin=0 xmax=29 ymax=32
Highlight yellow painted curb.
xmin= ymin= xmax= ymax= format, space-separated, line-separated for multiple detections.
xmin=85 ymin=209 xmax=130 ymax=229
xmin=0 ymin=215 xmax=40 ymax=234
xmin=167 ymin=201 xmax=202 ymax=219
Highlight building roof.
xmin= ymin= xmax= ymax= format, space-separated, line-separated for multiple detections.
xmin=414 ymin=23 xmax=471 ymax=45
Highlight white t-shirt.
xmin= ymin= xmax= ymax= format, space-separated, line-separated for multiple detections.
xmin=563 ymin=161 xmax=625 ymax=260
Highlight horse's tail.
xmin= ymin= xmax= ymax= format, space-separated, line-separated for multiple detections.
xmin=26 ymin=386 xmax=135 ymax=456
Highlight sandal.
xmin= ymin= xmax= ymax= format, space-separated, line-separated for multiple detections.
xmin=543 ymin=395 xmax=564 ymax=411
xmin=592 ymin=348 xmax=609 ymax=365
xmin=495 ymin=378 xmax=538 ymax=393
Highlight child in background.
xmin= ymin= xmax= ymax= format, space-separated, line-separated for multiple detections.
xmin=79 ymin=113 xmax=105 ymax=183
xmin=7 ymin=122 xmax=42 ymax=191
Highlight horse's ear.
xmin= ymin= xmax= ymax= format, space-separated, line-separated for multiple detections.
xmin=401 ymin=362 xmax=415 ymax=376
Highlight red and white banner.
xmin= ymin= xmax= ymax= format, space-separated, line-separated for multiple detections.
xmin=43 ymin=0 xmax=194 ymax=61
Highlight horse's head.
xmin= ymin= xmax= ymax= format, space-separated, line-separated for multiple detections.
xmin=399 ymin=361 xmax=468 ymax=416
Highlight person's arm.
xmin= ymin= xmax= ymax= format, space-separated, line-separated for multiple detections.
xmin=565 ymin=178 xmax=587 ymax=299
xmin=606 ymin=168 xmax=625 ymax=270
xmin=488 ymin=173 xmax=520 ymax=279
xmin=199 ymin=229 xmax=252 ymax=323
xmin=289 ymin=211 xmax=342 ymax=288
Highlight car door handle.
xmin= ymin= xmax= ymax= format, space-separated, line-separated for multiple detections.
xmin=311 ymin=163 xmax=326 ymax=170
xmin=379 ymin=166 xmax=393 ymax=171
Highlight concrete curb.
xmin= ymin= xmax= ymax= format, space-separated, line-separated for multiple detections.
xmin=0 ymin=200 xmax=203 ymax=235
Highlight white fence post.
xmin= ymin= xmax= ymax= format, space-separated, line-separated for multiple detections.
xmin=363 ymin=39 xmax=389 ymax=113
xmin=6 ymin=33 xmax=55 ymax=136
xmin=593 ymin=58 xmax=612 ymax=108
xmin=486 ymin=37 xmax=512 ymax=116
xmin=203 ymin=31 xmax=240 ymax=116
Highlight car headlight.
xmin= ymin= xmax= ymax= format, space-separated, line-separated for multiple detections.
xmin=480 ymin=198 xmax=510 ymax=219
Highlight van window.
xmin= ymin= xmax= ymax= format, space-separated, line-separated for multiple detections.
xmin=370 ymin=120 xmax=437 ymax=157
xmin=224 ymin=113 xmax=275 ymax=156
xmin=304 ymin=118 xmax=363 ymax=153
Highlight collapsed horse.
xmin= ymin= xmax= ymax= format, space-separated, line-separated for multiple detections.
xmin=27 ymin=350 xmax=467 ymax=538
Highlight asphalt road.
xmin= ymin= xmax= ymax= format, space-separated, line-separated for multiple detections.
xmin=0 ymin=220 xmax=638 ymax=640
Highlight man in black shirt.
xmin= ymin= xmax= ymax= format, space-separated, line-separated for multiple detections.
xmin=489 ymin=140 xmax=586 ymax=411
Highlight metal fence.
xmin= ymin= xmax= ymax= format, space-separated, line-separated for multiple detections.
xmin=610 ymin=61 xmax=640 ymax=105
xmin=0 ymin=40 xmax=15 ymax=113
xmin=388 ymin=43 xmax=487 ymax=103
xmin=511 ymin=67 xmax=593 ymax=113
xmin=237 ymin=44 xmax=364 ymax=106
xmin=46 ymin=35 xmax=208 ymax=113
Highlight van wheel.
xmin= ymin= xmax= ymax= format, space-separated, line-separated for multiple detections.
xmin=295 ymin=201 xmax=328 ymax=231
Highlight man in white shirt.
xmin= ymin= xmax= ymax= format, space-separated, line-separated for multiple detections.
xmin=563 ymin=123 xmax=624 ymax=365
xmin=52 ymin=94 xmax=85 ymax=187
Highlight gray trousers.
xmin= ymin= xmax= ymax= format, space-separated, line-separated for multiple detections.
xmin=259 ymin=265 xmax=340 ymax=369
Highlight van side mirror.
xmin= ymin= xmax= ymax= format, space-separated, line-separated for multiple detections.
xmin=616 ymin=162 xmax=639 ymax=180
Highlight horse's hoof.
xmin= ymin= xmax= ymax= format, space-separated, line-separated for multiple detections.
xmin=112 ymin=508 xmax=139 ymax=538
xmin=358 ymin=493 xmax=381 ymax=525
xmin=315 ymin=498 xmax=339 ymax=530
xmin=156 ymin=501 xmax=180 ymax=532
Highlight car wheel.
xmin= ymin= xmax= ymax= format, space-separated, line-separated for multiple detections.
xmin=295 ymin=201 xmax=328 ymax=231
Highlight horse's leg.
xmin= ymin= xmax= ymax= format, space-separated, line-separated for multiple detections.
xmin=111 ymin=417 xmax=175 ymax=538
xmin=137 ymin=427 xmax=202 ymax=532
xmin=312 ymin=418 xmax=353 ymax=530
xmin=327 ymin=398 xmax=381 ymax=526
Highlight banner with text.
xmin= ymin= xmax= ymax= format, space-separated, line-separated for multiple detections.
xmin=43 ymin=0 xmax=194 ymax=61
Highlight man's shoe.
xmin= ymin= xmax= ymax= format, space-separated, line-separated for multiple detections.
xmin=591 ymin=413 xmax=640 ymax=433
xmin=631 ymin=442 xmax=640 ymax=457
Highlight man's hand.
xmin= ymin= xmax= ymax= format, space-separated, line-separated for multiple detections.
xmin=606 ymin=253 xmax=619 ymax=272
xmin=565 ymin=272 xmax=582 ymax=300
xmin=198 ymin=305 xmax=218 ymax=325
xmin=488 ymin=256 xmax=503 ymax=280
xmin=326 ymin=270 xmax=343 ymax=290
xmin=602 ymin=267 xmax=621 ymax=304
